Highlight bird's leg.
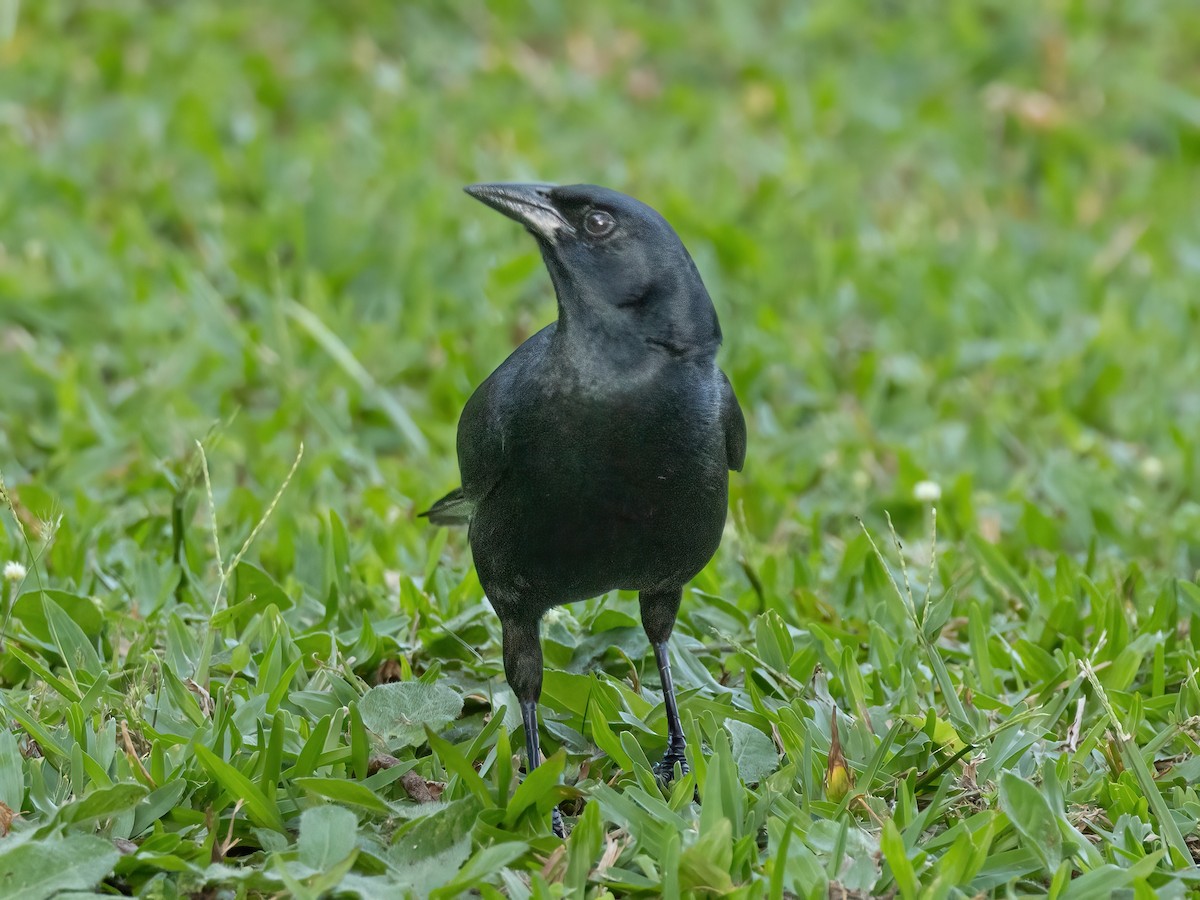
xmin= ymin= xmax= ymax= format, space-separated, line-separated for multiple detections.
xmin=501 ymin=619 xmax=545 ymax=769
xmin=639 ymin=587 xmax=688 ymax=780
xmin=502 ymin=618 xmax=565 ymax=838
xmin=519 ymin=699 xmax=541 ymax=775
xmin=653 ymin=640 xmax=688 ymax=773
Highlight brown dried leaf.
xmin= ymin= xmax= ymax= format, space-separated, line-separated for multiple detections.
xmin=399 ymin=769 xmax=444 ymax=804
xmin=368 ymin=753 xmax=402 ymax=776
xmin=376 ymin=658 xmax=403 ymax=684
xmin=0 ymin=800 xmax=15 ymax=837
xmin=540 ymin=843 xmax=568 ymax=883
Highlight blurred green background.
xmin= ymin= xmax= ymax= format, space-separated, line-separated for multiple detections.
xmin=3 ymin=1 xmax=1200 ymax=896
xmin=4 ymin=0 xmax=1199 ymax=569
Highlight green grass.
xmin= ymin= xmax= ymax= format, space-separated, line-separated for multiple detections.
xmin=2 ymin=0 xmax=1200 ymax=896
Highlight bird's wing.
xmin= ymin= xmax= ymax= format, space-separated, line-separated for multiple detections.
xmin=720 ymin=369 xmax=746 ymax=472
xmin=456 ymin=378 xmax=507 ymax=506
xmin=418 ymin=381 xmax=500 ymax=526
xmin=422 ymin=326 xmax=557 ymax=527
xmin=419 ymin=486 xmax=472 ymax=526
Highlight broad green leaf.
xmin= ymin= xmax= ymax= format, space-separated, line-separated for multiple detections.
xmin=589 ymin=701 xmax=634 ymax=771
xmin=425 ymin=730 xmax=493 ymax=806
xmin=768 ymin=817 xmax=794 ymax=900
xmin=565 ymin=800 xmax=604 ymax=894
xmin=998 ymin=771 xmax=1062 ymax=874
xmin=590 ymin=783 xmax=668 ymax=858
xmin=211 ymin=562 xmax=294 ymax=628
xmin=768 ymin=816 xmax=827 ymax=900
xmin=392 ymin=840 xmax=473 ymax=895
xmin=3 ymin=644 xmax=83 ymax=702
xmin=661 ymin=828 xmax=682 ymax=898
xmin=1114 ymin=727 xmax=1194 ymax=869
xmin=504 ymin=750 xmax=566 ymax=827
xmin=805 ymin=820 xmax=880 ymax=893
xmin=42 ymin=594 xmax=103 ymax=675
xmin=725 ymin=718 xmax=779 ymax=784
xmin=293 ymin=715 xmax=334 ymax=778
xmin=754 ymin=610 xmax=793 ymax=672
xmin=0 ymin=728 xmax=23 ymax=811
xmin=299 ymin=805 xmax=359 ymax=872
xmin=429 ymin=841 xmax=529 ymax=899
xmin=359 ymin=682 xmax=463 ymax=749
xmin=1060 ymin=852 xmax=1165 ymax=900
xmin=879 ymin=819 xmax=917 ymax=900
xmin=348 ymin=701 xmax=370 ymax=781
xmin=679 ymin=816 xmax=735 ymax=894
xmin=392 ymin=797 xmax=480 ymax=861
xmin=49 ymin=782 xmax=148 ymax=831
xmin=193 ymin=743 xmax=285 ymax=832
xmin=11 ymin=590 xmax=104 ymax=642
xmin=0 ymin=834 xmax=119 ymax=900
xmin=131 ymin=780 xmax=188 ymax=837
xmin=293 ymin=777 xmax=395 ymax=815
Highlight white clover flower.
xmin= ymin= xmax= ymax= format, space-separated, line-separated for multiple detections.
xmin=913 ymin=480 xmax=942 ymax=503
xmin=3 ymin=561 xmax=26 ymax=582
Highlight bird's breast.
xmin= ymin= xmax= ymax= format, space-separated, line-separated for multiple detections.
xmin=523 ymin=381 xmax=721 ymax=521
xmin=468 ymin=359 xmax=731 ymax=604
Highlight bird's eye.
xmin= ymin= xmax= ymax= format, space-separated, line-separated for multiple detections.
xmin=584 ymin=209 xmax=616 ymax=237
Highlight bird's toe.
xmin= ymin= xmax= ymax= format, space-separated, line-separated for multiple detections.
xmin=652 ymin=754 xmax=690 ymax=783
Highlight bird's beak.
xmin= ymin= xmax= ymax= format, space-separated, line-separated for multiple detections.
xmin=464 ymin=182 xmax=575 ymax=244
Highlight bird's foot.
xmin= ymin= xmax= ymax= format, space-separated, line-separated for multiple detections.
xmin=652 ymin=753 xmax=689 ymax=784
xmin=653 ymin=752 xmax=700 ymax=802
xmin=552 ymin=806 xmax=565 ymax=839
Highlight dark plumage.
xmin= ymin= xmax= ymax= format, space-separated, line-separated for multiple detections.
xmin=423 ymin=182 xmax=745 ymax=832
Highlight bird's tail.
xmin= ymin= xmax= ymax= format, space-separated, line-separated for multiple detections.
xmin=419 ymin=486 xmax=472 ymax=526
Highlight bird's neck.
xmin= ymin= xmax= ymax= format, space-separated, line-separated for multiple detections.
xmin=551 ymin=308 xmax=717 ymax=381
xmin=552 ymin=321 xmax=655 ymax=375
xmin=551 ymin=275 xmax=720 ymax=367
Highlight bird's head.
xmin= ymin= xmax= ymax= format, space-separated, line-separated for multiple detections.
xmin=465 ymin=182 xmax=721 ymax=361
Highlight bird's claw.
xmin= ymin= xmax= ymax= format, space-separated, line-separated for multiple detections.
xmin=654 ymin=754 xmax=700 ymax=801
xmin=652 ymin=754 xmax=689 ymax=783
xmin=552 ymin=806 xmax=566 ymax=839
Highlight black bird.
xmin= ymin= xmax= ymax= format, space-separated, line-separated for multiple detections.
xmin=423 ymin=182 xmax=745 ymax=823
